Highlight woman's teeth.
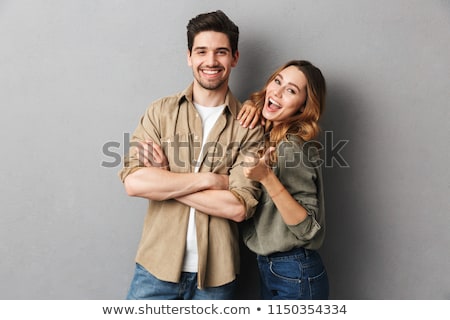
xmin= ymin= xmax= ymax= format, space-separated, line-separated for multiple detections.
xmin=269 ymin=98 xmax=281 ymax=109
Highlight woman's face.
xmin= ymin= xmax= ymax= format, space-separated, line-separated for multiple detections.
xmin=262 ymin=65 xmax=307 ymax=126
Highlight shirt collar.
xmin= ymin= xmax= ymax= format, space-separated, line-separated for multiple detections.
xmin=178 ymin=83 xmax=240 ymax=118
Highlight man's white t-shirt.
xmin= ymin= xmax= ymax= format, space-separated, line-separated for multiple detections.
xmin=182 ymin=103 xmax=226 ymax=272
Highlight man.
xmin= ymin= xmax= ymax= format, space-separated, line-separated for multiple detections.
xmin=119 ymin=10 xmax=263 ymax=300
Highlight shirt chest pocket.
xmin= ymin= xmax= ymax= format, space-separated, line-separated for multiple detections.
xmin=160 ymin=132 xmax=200 ymax=173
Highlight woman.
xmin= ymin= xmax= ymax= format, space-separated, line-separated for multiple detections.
xmin=239 ymin=60 xmax=329 ymax=300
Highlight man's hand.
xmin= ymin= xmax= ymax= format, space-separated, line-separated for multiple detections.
xmin=134 ymin=140 xmax=169 ymax=170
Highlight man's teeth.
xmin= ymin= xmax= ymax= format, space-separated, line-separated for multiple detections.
xmin=203 ymin=70 xmax=220 ymax=74
xmin=269 ymin=98 xmax=281 ymax=108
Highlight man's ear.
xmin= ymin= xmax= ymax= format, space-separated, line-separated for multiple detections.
xmin=187 ymin=50 xmax=192 ymax=66
xmin=231 ymin=50 xmax=240 ymax=67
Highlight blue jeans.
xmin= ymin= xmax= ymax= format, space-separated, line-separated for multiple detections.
xmin=257 ymin=247 xmax=329 ymax=300
xmin=126 ymin=263 xmax=237 ymax=300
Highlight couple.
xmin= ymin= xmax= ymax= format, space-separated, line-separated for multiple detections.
xmin=119 ymin=10 xmax=328 ymax=300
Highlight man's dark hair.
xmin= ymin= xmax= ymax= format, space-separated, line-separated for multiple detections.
xmin=186 ymin=10 xmax=239 ymax=55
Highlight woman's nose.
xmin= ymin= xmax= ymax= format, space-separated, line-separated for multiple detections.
xmin=273 ymin=87 xmax=282 ymax=97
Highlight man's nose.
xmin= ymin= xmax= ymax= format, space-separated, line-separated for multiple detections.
xmin=205 ymin=51 xmax=216 ymax=66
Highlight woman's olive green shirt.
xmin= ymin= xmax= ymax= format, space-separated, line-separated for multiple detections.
xmin=242 ymin=134 xmax=326 ymax=256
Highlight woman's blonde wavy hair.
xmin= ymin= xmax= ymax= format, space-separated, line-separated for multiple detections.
xmin=249 ymin=60 xmax=326 ymax=151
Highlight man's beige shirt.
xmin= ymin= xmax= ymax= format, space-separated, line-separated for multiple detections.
xmin=119 ymin=84 xmax=263 ymax=288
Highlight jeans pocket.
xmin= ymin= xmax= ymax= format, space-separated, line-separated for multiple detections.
xmin=269 ymin=259 xmax=301 ymax=282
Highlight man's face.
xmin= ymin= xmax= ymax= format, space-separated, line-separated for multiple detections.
xmin=187 ymin=31 xmax=239 ymax=91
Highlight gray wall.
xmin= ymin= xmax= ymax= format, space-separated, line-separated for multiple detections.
xmin=1 ymin=0 xmax=449 ymax=299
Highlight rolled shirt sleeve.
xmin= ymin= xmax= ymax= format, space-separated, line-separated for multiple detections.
xmin=277 ymin=138 xmax=325 ymax=241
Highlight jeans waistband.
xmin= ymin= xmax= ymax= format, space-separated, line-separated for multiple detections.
xmin=258 ymin=247 xmax=313 ymax=261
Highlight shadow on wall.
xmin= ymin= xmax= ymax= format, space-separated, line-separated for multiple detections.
xmin=235 ymin=238 xmax=260 ymax=299
xmin=318 ymin=79 xmax=374 ymax=299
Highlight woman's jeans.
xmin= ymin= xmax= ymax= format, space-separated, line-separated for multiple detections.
xmin=126 ymin=263 xmax=237 ymax=300
xmin=257 ymin=247 xmax=329 ymax=300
